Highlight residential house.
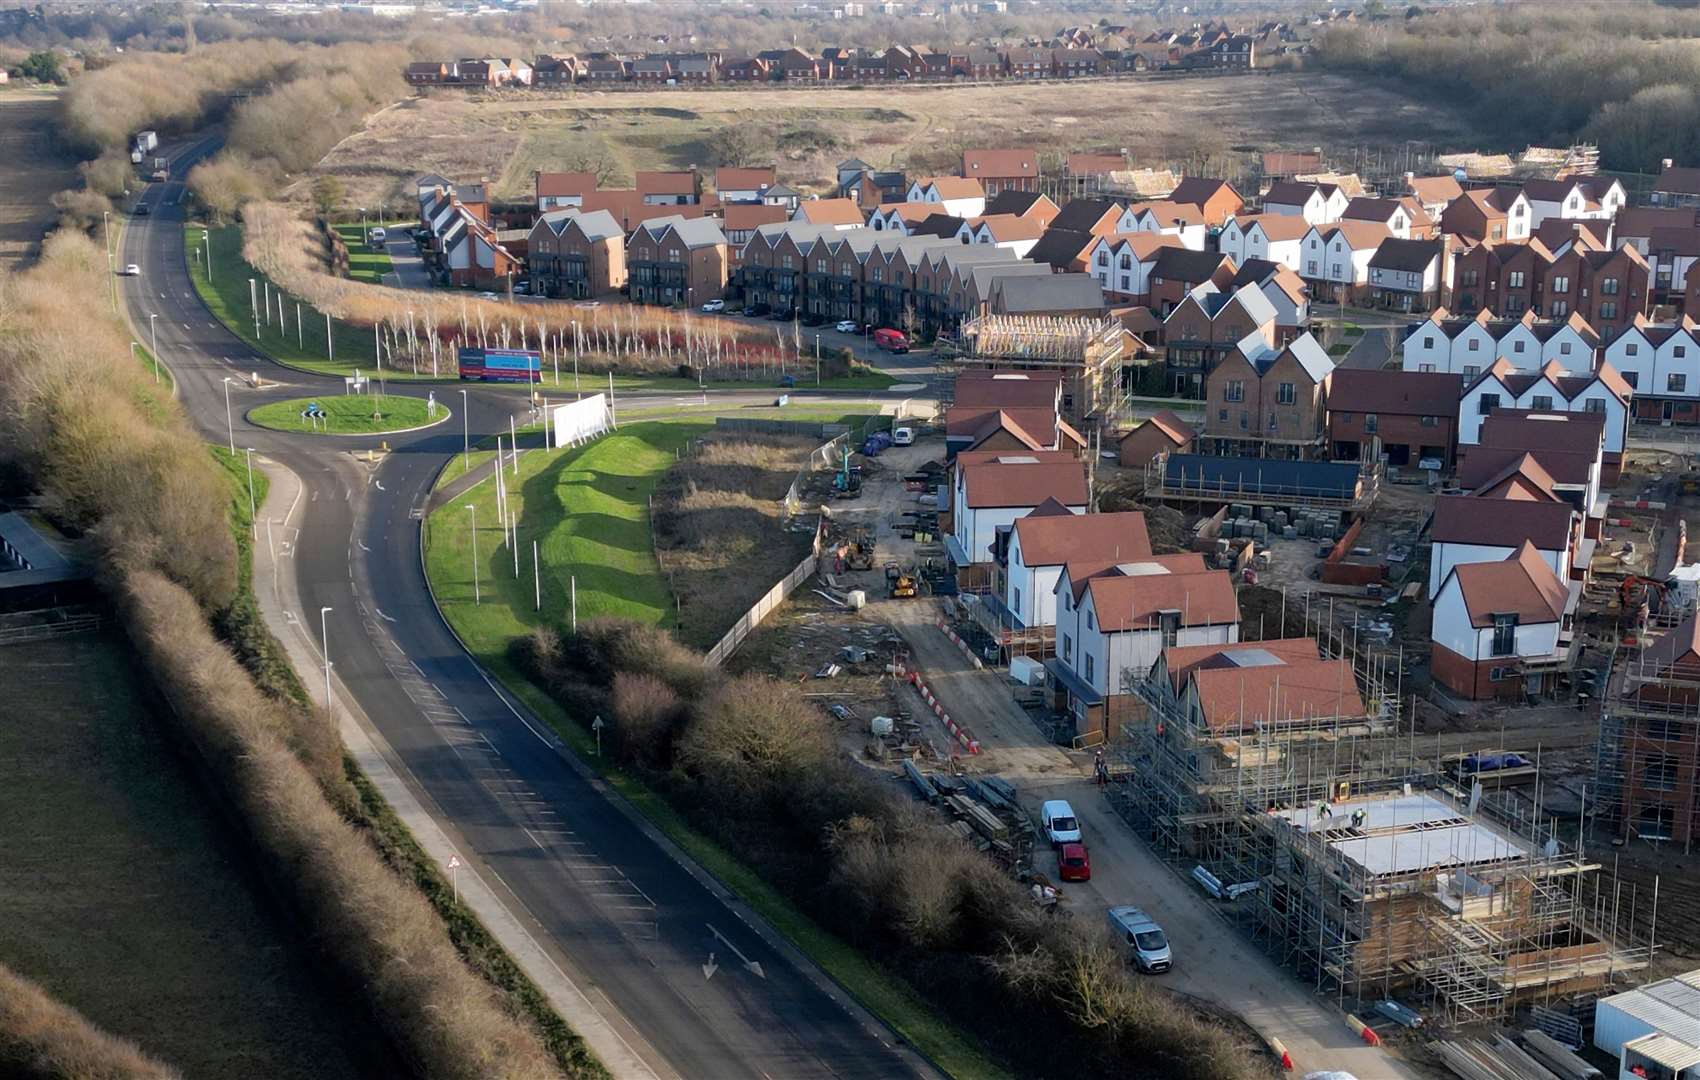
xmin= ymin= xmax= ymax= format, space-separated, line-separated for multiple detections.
xmin=1161 ymin=282 xmax=1278 ymax=397
xmin=947 ymin=451 xmax=1089 ymax=587
xmin=1440 ymin=187 xmax=1532 ymax=244
xmin=535 ymin=170 xmax=597 ymax=212
xmin=999 ymin=508 xmax=1154 ymax=632
xmin=1327 ymin=368 xmax=1459 ymax=467
xmin=1025 ymin=227 xmax=1099 ymax=275
xmin=1200 ymin=332 xmax=1334 ymax=458
xmin=1521 ymin=177 xmax=1626 ymax=228
xmin=1298 ymin=221 xmax=1394 ymax=304
xmin=1262 ymin=150 xmax=1325 ymax=179
xmin=721 ymin=203 xmax=790 ymax=264
xmin=715 ymin=166 xmax=776 ymax=203
xmin=532 ymin=54 xmax=579 ymax=85
xmin=631 ymin=58 xmax=674 ymax=83
xmin=1047 ymin=196 xmax=1135 ymax=237
xmin=906 ymin=176 xmax=986 ymax=219
xmin=1260 ymin=180 xmax=1348 ymax=225
xmin=1456 ymin=355 xmax=1626 ymax=462
xmin=625 ymin=215 xmax=728 ymax=307
xmin=1402 ymin=307 xmax=1600 ymax=377
xmin=720 ymin=57 xmax=772 ymax=81
xmin=636 ymin=169 xmax=702 ymax=206
xmin=792 ymin=198 xmax=868 ymax=230
xmin=1124 ymin=201 xmax=1208 ymax=250
xmin=1219 ymin=214 xmax=1311 ymax=273
xmin=1229 ymin=260 xmax=1310 ymax=343
xmin=406 ymin=62 xmax=452 ymax=85
xmin=761 ymin=184 xmax=802 ymax=212
xmin=1065 ymin=153 xmax=1127 ymax=195
xmin=836 ymin=162 xmax=909 ymax=207
xmin=526 ymin=208 xmax=626 ymax=300
xmin=1648 ymin=226 xmax=1700 ymax=305
xmin=1166 ymin=177 xmax=1243 ymax=227
xmin=1470 ymin=396 xmax=1625 ymax=489
xmin=1609 ymin=207 xmax=1697 ymax=256
xmin=1604 ymin=317 xmax=1700 ymax=424
xmin=868 ymin=202 xmax=950 ymax=234
xmin=1367 ymin=237 xmax=1449 ymax=313
xmin=1427 ymin=489 xmax=1580 ymax=599
xmin=775 ymin=47 xmax=822 ymax=79
xmin=961 ymin=148 xmax=1039 ymax=196
xmin=1149 ymin=248 xmax=1236 ymax=316
xmin=987 ymin=273 xmax=1105 ymax=318
xmin=1651 ymin=161 xmax=1700 ymax=208
xmin=1048 ymin=558 xmax=1239 ymax=741
xmin=1086 ymin=232 xmax=1184 ymax=303
xmin=1119 ymin=409 xmax=1194 ymax=468
xmin=1405 ymin=174 xmax=1465 ymax=222
xmin=1341 ymin=196 xmax=1431 ymax=240
xmin=1431 ymin=542 xmax=1576 ymax=700
xmin=1146 ymin=639 xmax=1364 ymax=746
xmin=585 ymin=58 xmax=631 ymax=81
xmin=955 ymin=214 xmax=1046 ymax=258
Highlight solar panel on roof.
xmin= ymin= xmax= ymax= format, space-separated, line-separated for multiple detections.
xmin=995 ymin=455 xmax=1040 ymax=464
xmin=1116 ymin=562 xmax=1172 ymax=577
xmin=1226 ymin=648 xmax=1286 ymax=668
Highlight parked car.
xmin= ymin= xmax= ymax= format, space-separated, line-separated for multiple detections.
xmin=1107 ymin=907 xmax=1171 ymax=973
xmin=768 ymin=308 xmax=794 ymax=321
xmin=369 ymin=227 xmax=386 ymax=245
xmin=477 ymin=291 xmax=500 ymax=301
xmin=1040 ymin=799 xmax=1081 ymax=847
xmin=873 ymin=327 xmax=909 ymax=353
xmin=800 ymin=311 xmax=826 ymax=327
xmin=892 ymin=427 xmax=915 ymax=446
xmin=701 ymin=299 xmax=725 ymax=313
xmin=835 ymin=319 xmax=858 ymax=333
xmin=1058 ymin=842 xmax=1091 ymax=882
xmin=122 ymin=263 xmax=141 ymax=276
xmin=743 ymin=303 xmax=770 ymax=317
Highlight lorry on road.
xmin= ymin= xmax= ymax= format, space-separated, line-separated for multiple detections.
xmin=130 ymin=129 xmax=158 ymax=163
xmin=150 ymin=157 xmax=169 ymax=182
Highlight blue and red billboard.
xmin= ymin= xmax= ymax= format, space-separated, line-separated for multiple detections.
xmin=458 ymin=347 xmax=541 ymax=383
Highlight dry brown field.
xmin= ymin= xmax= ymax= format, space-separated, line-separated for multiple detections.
xmin=0 ymin=90 xmax=77 ymax=269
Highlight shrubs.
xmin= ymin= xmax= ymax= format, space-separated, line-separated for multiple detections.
xmin=0 ymin=962 xmax=179 ymax=1080
xmin=513 ymin=618 xmax=1272 ymax=1080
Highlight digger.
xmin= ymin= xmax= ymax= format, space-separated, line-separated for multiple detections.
xmin=886 ymin=562 xmax=918 ymax=599
xmin=844 ymin=526 xmax=875 ymax=572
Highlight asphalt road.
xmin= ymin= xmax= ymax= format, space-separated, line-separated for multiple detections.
xmin=119 ymin=140 xmax=936 ymax=1080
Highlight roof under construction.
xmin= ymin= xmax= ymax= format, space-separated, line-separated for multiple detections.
xmin=1270 ymin=792 xmax=1534 ymax=877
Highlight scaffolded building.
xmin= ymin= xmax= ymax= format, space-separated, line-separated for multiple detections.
xmin=1596 ymin=613 xmax=1700 ymax=852
xmin=1112 ymin=603 xmax=1654 ymax=1023
xmin=954 ymin=314 xmax=1142 ymax=430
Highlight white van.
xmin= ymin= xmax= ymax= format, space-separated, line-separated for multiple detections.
xmin=1040 ymin=799 xmax=1081 ymax=846
xmin=892 ymin=426 xmax=915 ymax=446
xmin=368 ymin=227 xmax=386 ymax=245
xmin=1107 ymin=906 xmax=1172 ymax=973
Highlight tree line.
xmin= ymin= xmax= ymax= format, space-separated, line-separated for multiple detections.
xmin=1314 ymin=2 xmax=1700 ymax=174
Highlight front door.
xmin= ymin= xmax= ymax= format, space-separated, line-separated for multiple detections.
xmin=1665 ymin=400 xmax=1677 ymax=422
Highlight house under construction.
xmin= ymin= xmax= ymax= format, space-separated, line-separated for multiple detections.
xmin=1595 ymin=612 xmax=1700 ymax=852
xmin=1111 ymin=608 xmax=1654 ymax=1023
xmin=953 ymin=314 xmax=1145 ymax=430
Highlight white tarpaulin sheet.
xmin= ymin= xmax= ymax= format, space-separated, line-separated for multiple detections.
xmin=552 ymin=393 xmax=613 ymax=449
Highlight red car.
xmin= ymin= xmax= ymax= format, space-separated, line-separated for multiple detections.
xmin=1058 ymin=842 xmax=1091 ymax=882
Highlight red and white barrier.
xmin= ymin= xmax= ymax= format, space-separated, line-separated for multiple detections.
xmin=1345 ymin=1014 xmax=1381 ymax=1047
xmin=893 ymin=658 xmax=980 ymax=754
xmin=1267 ymin=1035 xmax=1294 ymax=1072
xmin=1611 ymin=499 xmax=1668 ymax=512
xmin=936 ymin=618 xmax=984 ymax=670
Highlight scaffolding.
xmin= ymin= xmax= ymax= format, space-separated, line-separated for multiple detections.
xmin=955 ymin=314 xmax=1137 ymax=429
xmin=1595 ymin=633 xmax=1700 ymax=854
xmin=1109 ymin=600 xmax=1657 ymax=1024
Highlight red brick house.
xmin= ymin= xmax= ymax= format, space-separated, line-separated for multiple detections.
xmin=961 ymin=148 xmax=1040 ymax=196
xmin=1167 ymin=177 xmax=1243 ymax=227
xmin=1327 ymin=368 xmax=1459 ymax=468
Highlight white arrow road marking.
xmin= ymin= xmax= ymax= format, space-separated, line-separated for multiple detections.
xmin=374 ymin=607 xmax=397 ymax=623
xmin=357 ymin=539 xmax=371 ymax=552
xmin=702 ymin=953 xmax=718 ymax=981
xmin=374 ymin=480 xmax=386 ymax=492
xmin=707 ymin=925 xmax=766 ymax=979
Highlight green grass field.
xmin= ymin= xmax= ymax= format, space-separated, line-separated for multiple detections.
xmin=187 ymin=223 xmax=395 ymax=376
xmin=333 ymin=223 xmax=394 ymax=285
xmin=0 ymin=633 xmax=372 ymax=1079
xmin=422 ymin=420 xmax=1002 ymax=1079
xmin=249 ymin=393 xmax=445 ymax=435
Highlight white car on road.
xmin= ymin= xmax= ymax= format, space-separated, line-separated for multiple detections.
xmin=122 ymin=263 xmax=141 ymax=276
xmin=1040 ymin=799 xmax=1081 ymax=846
xmin=835 ymin=320 xmax=858 ymax=333
xmin=700 ymin=299 xmax=725 ymax=313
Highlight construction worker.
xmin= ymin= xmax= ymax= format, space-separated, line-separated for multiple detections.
xmin=1094 ymin=751 xmax=1108 ymax=787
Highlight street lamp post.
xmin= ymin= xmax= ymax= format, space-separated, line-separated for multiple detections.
xmin=460 ymin=388 xmax=470 ymax=471
xmin=221 ymin=376 xmax=235 ymax=453
xmin=466 ymin=504 xmax=480 ymax=605
xmin=244 ymin=448 xmax=257 ymax=540
xmin=320 ymin=606 xmax=334 ymax=714
xmin=359 ymin=207 xmax=367 ymax=242
xmin=148 ymin=312 xmax=160 ymax=384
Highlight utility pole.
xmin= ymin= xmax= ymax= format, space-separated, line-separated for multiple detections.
xmin=466 ymin=504 xmax=480 ymax=604
xmin=320 ymin=606 xmax=334 ymax=715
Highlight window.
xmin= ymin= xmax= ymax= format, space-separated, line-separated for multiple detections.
xmin=1365 ymin=413 xmax=1378 ymax=433
xmin=1491 ymin=613 xmax=1517 ymax=656
xmin=1421 ymin=415 xmax=1438 ymax=427
xmin=1645 ymin=754 xmax=1679 ymax=792
xmin=1552 ymin=301 xmax=1569 ymax=318
xmin=1532 ymin=395 xmax=1553 ymax=410
xmin=1601 ymin=301 xmax=1618 ymax=321
xmin=1624 ymin=371 xmax=1640 ymax=389
xmin=1013 ymin=586 xmax=1022 ymax=612
xmin=1239 ymin=411 xmax=1249 ymax=430
xmin=1084 ymin=653 xmax=1095 ymax=683
xmin=1462 ymin=365 xmax=1480 ymax=379
xmin=1602 ymin=277 xmax=1621 ymax=295
xmin=1509 ymin=271 xmax=1525 ymax=288
xmin=1489 ymin=667 xmax=1506 ymax=682
xmin=1468 ymin=338 xmax=1481 ymax=352
xmin=1086 ymin=610 xmax=1094 ymax=631
xmin=1224 ymin=380 xmax=1245 ymax=402
xmin=1552 ymin=275 xmax=1569 ymax=293
xmin=1626 ymin=342 xmax=1639 ymax=355
xmin=1513 ymin=340 xmax=1526 ymax=354
xmin=782 ymin=255 xmax=794 ymax=269
xmin=1679 ymin=346 xmax=1690 ymax=358
xmin=1062 ymin=634 xmax=1072 ymax=662
xmin=1307 ymin=260 xmax=1317 ymax=276
xmin=1423 ymin=335 xmax=1435 ymax=348
xmin=1337 ymin=412 xmax=1354 ymax=422
xmin=1461 ymin=270 xmax=1479 ymax=287
xmin=1419 ymin=363 xmax=1437 ymax=372
xmin=1098 ymin=251 xmax=1109 ymax=267
xmin=1585 ymin=398 xmax=1606 ymax=414
xmin=1560 ymin=341 xmax=1572 ymax=355
xmin=1278 ymin=382 xmax=1296 ymax=405
xmin=1161 ymin=613 xmax=1180 ymax=647
xmin=1478 ymin=392 xmax=1500 ymax=415
xmin=1218 ymin=408 xmax=1228 ymax=422
xmin=1671 ymin=373 xmax=1688 ymax=393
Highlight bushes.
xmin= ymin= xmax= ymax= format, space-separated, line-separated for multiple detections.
xmin=0 ymin=962 xmax=178 ymax=1080
xmin=512 ymin=619 xmax=1272 ymax=1080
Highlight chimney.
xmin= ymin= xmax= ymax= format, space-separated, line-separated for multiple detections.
xmin=1403 ymin=171 xmax=1414 ymax=183
xmin=1663 ymin=158 xmax=1675 ymax=170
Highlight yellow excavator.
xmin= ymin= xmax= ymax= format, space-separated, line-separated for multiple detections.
xmin=886 ymin=562 xmax=918 ymax=599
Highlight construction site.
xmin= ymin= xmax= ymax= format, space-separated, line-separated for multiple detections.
xmin=1108 ymin=592 xmax=1660 ymax=1030
xmin=951 ymin=313 xmax=1144 ymax=429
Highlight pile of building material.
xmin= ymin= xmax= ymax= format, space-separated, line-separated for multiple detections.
xmin=900 ymin=764 xmax=1035 ymax=874
xmin=1432 ymin=1034 xmax=1564 ymax=1080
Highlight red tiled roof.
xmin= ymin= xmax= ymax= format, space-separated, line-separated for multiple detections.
xmin=1014 ymin=510 xmax=1152 ymax=567
xmin=536 ymin=171 xmax=597 ymax=198
xmin=963 ymin=148 xmax=1039 ymax=178
xmin=1431 ymin=494 xmax=1573 ymax=550
xmin=954 ymin=370 xmax=1062 ymax=409
xmin=723 ymin=203 xmax=789 ymax=231
xmin=1067 ymin=153 xmax=1126 ymax=176
xmin=1467 ymin=452 xmax=1561 ymax=501
xmin=945 ymin=405 xmax=1057 ymax=440
xmin=1327 ymin=369 xmax=1459 ymax=417
xmin=794 ymin=198 xmax=866 ymax=226
xmin=1084 ymin=567 xmax=1238 ymax=632
xmin=715 ymin=166 xmax=776 ymax=191
xmin=1449 ymin=541 xmax=1568 ymax=627
xmin=1161 ymin=638 xmax=1365 ymax=734
xmin=636 ymin=170 xmax=698 ymax=196
xmin=960 ymin=459 xmax=1089 ymax=509
xmin=919 ymin=176 xmax=985 ymax=200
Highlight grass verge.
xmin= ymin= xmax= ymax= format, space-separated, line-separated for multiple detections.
xmin=333 ymin=223 xmax=394 ymax=285
xmin=249 ymin=393 xmax=447 ymax=435
xmin=423 ymin=422 xmax=1003 ymax=1079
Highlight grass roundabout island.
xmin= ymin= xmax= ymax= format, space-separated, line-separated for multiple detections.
xmin=248 ymin=393 xmax=449 ymax=435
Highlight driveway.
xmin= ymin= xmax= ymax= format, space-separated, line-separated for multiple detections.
xmin=881 ymin=602 xmax=1417 ymax=1080
xmin=381 ymin=233 xmax=431 ymax=289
